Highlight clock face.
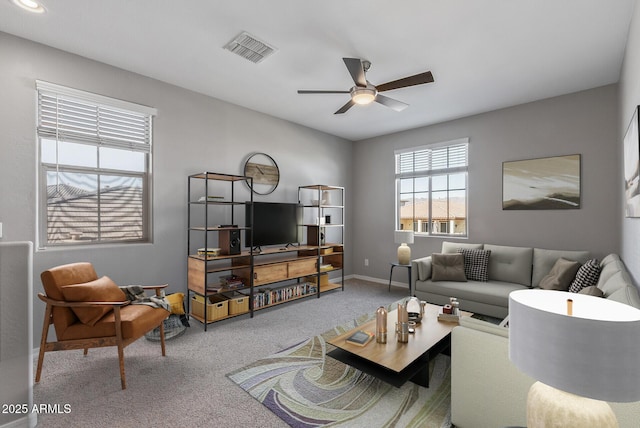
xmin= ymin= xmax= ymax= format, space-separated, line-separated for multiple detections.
xmin=244 ymin=152 xmax=280 ymax=195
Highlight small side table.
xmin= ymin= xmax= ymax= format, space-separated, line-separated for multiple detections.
xmin=388 ymin=262 xmax=412 ymax=295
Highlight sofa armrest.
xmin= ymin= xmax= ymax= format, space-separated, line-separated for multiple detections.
xmin=451 ymin=321 xmax=533 ymax=428
xmin=411 ymin=256 xmax=432 ymax=281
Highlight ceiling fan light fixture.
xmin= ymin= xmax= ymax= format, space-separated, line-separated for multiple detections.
xmin=351 ymin=87 xmax=377 ymax=105
xmin=10 ymin=0 xmax=45 ymax=13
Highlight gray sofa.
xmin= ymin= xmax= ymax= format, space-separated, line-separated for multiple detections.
xmin=411 ymin=241 xmax=639 ymax=318
xmin=451 ymin=252 xmax=640 ymax=428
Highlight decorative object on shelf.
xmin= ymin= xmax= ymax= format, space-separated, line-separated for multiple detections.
xmin=509 ymin=289 xmax=640 ymax=428
xmin=243 ymin=152 xmax=280 ymax=195
xmin=502 ymin=154 xmax=581 ymax=210
xmin=394 ymin=230 xmax=414 ymax=265
xmin=375 ymin=306 xmax=387 ymax=344
xmin=623 ymin=105 xmax=640 ymax=217
xmin=321 ymin=190 xmax=332 ymax=205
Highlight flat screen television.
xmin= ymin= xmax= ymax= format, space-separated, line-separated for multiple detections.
xmin=245 ymin=202 xmax=303 ymax=248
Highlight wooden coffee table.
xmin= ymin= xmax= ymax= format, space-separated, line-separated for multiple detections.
xmin=327 ymin=303 xmax=472 ymax=388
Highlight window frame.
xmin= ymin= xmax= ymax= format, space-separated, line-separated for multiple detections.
xmin=395 ymin=138 xmax=469 ymax=238
xmin=36 ymin=81 xmax=157 ymax=248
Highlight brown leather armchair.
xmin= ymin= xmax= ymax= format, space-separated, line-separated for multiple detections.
xmin=36 ymin=262 xmax=170 ymax=389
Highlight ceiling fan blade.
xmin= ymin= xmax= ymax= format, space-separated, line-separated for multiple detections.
xmin=298 ymin=90 xmax=350 ymax=94
xmin=343 ymin=58 xmax=367 ymax=87
xmin=375 ymin=94 xmax=408 ymax=112
xmin=334 ymin=99 xmax=356 ymax=114
xmin=375 ymin=71 xmax=434 ymax=93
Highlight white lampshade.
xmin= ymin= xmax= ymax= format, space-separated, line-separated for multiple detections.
xmin=394 ymin=230 xmax=414 ymax=245
xmin=509 ymin=289 xmax=640 ymax=403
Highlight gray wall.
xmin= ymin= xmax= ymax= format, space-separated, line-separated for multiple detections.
xmin=353 ymin=85 xmax=621 ymax=284
xmin=0 ymin=32 xmax=353 ymax=347
xmin=619 ymin=0 xmax=640 ymax=285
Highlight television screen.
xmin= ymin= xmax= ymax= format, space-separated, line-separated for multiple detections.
xmin=245 ymin=202 xmax=302 ymax=248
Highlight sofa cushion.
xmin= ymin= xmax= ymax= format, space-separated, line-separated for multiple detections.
xmin=424 ymin=279 xmax=527 ymax=308
xmin=578 ymin=286 xmax=604 ymax=297
xmin=531 ymin=248 xmax=590 ymax=288
xmin=539 ymin=258 xmax=581 ymax=291
xmin=442 ymin=241 xmax=483 ymax=253
xmin=568 ymin=259 xmax=601 ymax=293
xmin=599 ymin=269 xmax=634 ymax=298
xmin=607 ymin=285 xmax=640 ymax=308
xmin=597 ymin=259 xmax=626 ymax=288
xmin=600 ymin=253 xmax=621 ymax=268
xmin=431 ymin=253 xmax=467 ymax=282
xmin=61 ymin=276 xmax=127 ymax=326
xmin=457 ymin=248 xmax=491 ymax=281
xmin=484 ymin=244 xmax=533 ymax=286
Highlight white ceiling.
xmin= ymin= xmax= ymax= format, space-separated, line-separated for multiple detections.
xmin=0 ymin=0 xmax=635 ymax=141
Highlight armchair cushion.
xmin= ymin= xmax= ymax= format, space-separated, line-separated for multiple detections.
xmin=60 ymin=304 xmax=169 ymax=341
xmin=61 ymin=276 xmax=127 ymax=326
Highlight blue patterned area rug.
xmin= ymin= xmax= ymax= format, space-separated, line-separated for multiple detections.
xmin=227 ymin=312 xmax=452 ymax=428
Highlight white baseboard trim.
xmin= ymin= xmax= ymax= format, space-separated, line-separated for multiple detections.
xmin=352 ymin=274 xmax=409 ymax=289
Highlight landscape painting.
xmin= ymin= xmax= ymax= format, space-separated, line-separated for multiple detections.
xmin=502 ymin=154 xmax=581 ymax=210
xmin=624 ymin=106 xmax=640 ymax=217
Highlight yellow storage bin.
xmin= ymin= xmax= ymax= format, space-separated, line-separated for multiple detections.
xmin=192 ymin=295 xmax=228 ymax=322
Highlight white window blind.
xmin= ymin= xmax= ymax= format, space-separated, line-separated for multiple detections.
xmin=37 ymin=81 xmax=155 ymax=151
xmin=396 ymin=139 xmax=468 ymax=175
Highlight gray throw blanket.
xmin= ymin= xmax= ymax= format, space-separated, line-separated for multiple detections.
xmin=119 ymin=285 xmax=170 ymax=312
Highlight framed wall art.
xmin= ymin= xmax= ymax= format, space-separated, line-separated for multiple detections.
xmin=502 ymin=154 xmax=581 ymax=210
xmin=624 ymin=106 xmax=640 ymax=217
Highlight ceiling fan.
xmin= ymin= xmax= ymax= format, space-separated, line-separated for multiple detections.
xmin=297 ymin=58 xmax=434 ymax=114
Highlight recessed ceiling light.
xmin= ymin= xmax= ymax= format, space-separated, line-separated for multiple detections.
xmin=10 ymin=0 xmax=45 ymax=13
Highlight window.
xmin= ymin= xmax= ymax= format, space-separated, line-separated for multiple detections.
xmin=395 ymin=138 xmax=468 ymax=237
xmin=37 ymin=81 xmax=157 ymax=246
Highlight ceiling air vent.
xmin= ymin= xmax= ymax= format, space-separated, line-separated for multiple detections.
xmin=223 ymin=31 xmax=276 ymax=64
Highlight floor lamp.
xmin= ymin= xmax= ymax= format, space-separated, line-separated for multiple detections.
xmin=509 ymin=289 xmax=640 ymax=428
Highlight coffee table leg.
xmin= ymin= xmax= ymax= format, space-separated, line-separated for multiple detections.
xmin=409 ymin=352 xmax=431 ymax=388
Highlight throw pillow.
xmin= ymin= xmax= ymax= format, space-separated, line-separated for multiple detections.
xmin=61 ymin=276 xmax=127 ymax=326
xmin=568 ymin=258 xmax=601 ymax=293
xmin=578 ymin=285 xmax=604 ymax=297
xmin=538 ymin=258 xmax=581 ymax=291
xmin=166 ymin=292 xmax=186 ymax=315
xmin=457 ymin=248 xmax=491 ymax=281
xmin=431 ymin=253 xmax=467 ymax=282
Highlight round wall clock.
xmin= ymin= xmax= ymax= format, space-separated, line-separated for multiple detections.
xmin=243 ymin=152 xmax=280 ymax=195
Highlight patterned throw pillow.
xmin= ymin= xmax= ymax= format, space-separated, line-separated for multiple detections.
xmin=457 ymin=248 xmax=491 ymax=282
xmin=569 ymin=259 xmax=601 ymax=293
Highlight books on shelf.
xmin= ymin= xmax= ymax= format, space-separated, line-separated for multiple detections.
xmin=220 ymin=274 xmax=244 ymax=289
xmin=197 ymin=248 xmax=221 ymax=257
xmin=345 ymin=330 xmax=374 ymax=347
xmin=253 ymin=282 xmax=314 ymax=309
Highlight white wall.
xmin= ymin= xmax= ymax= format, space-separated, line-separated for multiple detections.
xmin=353 ymin=85 xmax=621 ymax=284
xmin=619 ymin=0 xmax=640 ymax=285
xmin=0 ymin=32 xmax=353 ymax=347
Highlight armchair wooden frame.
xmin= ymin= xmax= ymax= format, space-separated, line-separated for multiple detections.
xmin=36 ymin=284 xmax=168 ymax=390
